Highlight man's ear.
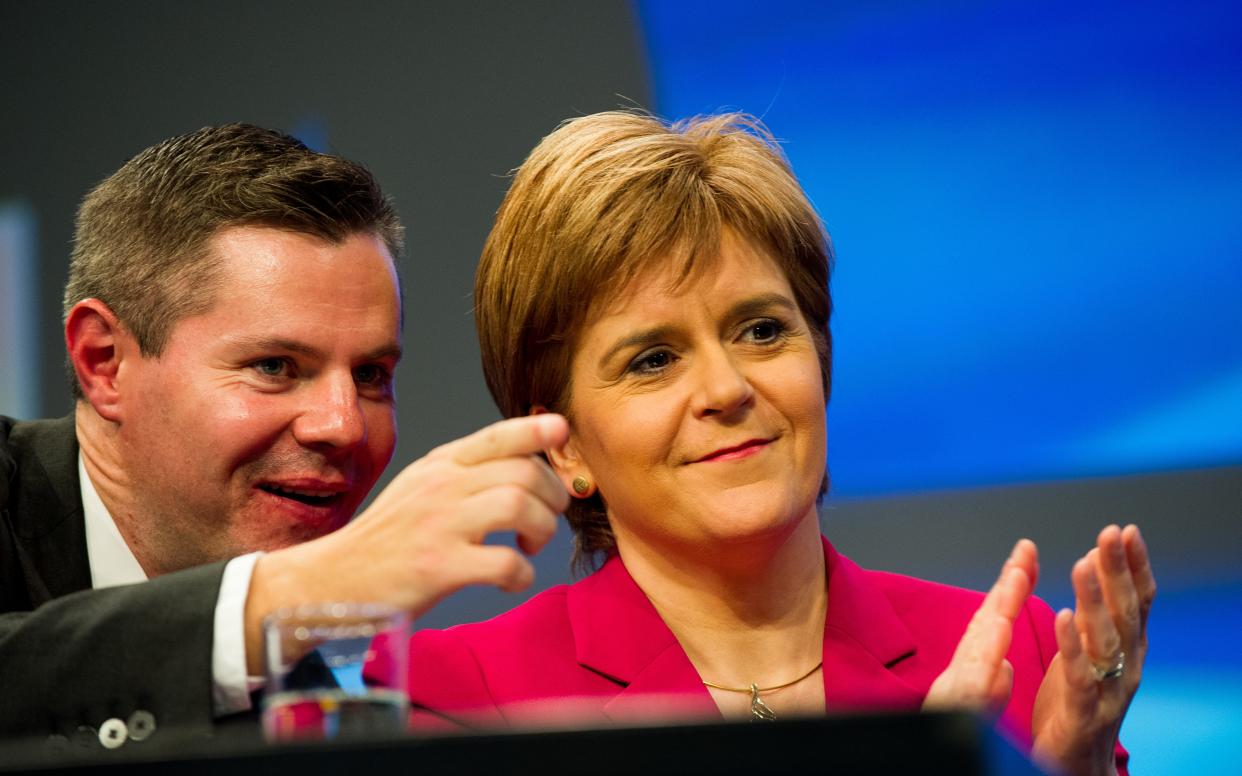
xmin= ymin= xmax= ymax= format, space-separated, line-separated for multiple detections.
xmin=531 ymin=405 xmax=595 ymax=498
xmin=65 ymin=299 xmax=133 ymax=423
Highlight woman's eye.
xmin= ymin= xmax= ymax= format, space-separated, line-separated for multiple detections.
xmin=628 ymin=349 xmax=674 ymax=375
xmin=745 ymin=319 xmax=784 ymax=343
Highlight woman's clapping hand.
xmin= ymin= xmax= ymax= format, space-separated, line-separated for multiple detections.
xmin=1030 ymin=525 xmax=1155 ymax=776
xmin=926 ymin=526 xmax=1155 ymax=776
xmin=924 ymin=539 xmax=1039 ymax=713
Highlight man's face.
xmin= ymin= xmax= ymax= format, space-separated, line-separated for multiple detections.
xmin=116 ymin=226 xmax=401 ymax=570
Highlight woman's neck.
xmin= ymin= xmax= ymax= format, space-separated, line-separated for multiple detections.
xmin=614 ymin=509 xmax=828 ymax=691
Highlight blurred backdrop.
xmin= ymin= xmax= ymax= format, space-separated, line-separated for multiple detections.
xmin=2 ymin=2 xmax=1238 ymax=771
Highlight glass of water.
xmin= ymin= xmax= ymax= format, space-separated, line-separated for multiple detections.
xmin=262 ymin=602 xmax=409 ymax=743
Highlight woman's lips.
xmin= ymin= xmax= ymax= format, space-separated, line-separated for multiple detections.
xmin=692 ymin=438 xmax=773 ymax=463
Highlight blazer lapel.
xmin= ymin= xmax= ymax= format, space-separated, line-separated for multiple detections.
xmin=820 ymin=537 xmax=925 ymax=711
xmin=567 ymin=555 xmax=719 ymax=723
xmin=565 ymin=540 xmax=926 ymax=722
xmin=7 ymin=415 xmax=91 ymax=605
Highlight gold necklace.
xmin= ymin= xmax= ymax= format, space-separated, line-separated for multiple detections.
xmin=701 ymin=660 xmax=823 ymax=722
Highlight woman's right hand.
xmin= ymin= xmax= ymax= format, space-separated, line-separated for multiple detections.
xmin=923 ymin=539 xmax=1039 ymax=713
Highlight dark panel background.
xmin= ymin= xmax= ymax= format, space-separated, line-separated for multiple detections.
xmin=0 ymin=0 xmax=652 ymax=624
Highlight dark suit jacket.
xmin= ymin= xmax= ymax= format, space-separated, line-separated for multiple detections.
xmin=407 ymin=537 xmax=1128 ymax=773
xmin=0 ymin=415 xmax=237 ymax=751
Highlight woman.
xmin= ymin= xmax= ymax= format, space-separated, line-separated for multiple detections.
xmin=407 ymin=112 xmax=1154 ymax=774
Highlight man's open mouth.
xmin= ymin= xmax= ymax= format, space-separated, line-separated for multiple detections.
xmin=258 ymin=484 xmax=343 ymax=507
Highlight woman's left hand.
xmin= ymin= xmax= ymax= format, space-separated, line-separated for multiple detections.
xmin=1031 ymin=524 xmax=1156 ymax=776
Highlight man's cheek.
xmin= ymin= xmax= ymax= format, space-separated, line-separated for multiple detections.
xmin=367 ymin=408 xmax=399 ymax=470
xmin=215 ymin=404 xmax=293 ymax=461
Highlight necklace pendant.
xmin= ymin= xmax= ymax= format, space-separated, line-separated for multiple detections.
xmin=749 ymin=683 xmax=776 ymax=722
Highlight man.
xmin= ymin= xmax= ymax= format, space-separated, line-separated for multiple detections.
xmin=0 ymin=124 xmax=569 ymax=751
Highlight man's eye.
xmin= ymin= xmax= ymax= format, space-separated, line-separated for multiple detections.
xmin=251 ymin=358 xmax=290 ymax=378
xmin=354 ymin=364 xmax=390 ymax=386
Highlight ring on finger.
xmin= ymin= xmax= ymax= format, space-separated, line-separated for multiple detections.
xmin=1090 ymin=651 xmax=1125 ymax=681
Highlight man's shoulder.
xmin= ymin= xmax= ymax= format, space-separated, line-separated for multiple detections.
xmin=0 ymin=413 xmax=80 ymax=516
xmin=0 ymin=416 xmax=14 ymax=504
xmin=0 ymin=414 xmax=21 ymax=479
xmin=1 ymin=414 xmax=88 ymax=610
xmin=0 ymin=414 xmax=76 ymax=446
xmin=1 ymin=414 xmax=77 ymax=470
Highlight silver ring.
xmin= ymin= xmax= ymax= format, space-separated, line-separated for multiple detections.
xmin=1090 ymin=651 xmax=1125 ymax=681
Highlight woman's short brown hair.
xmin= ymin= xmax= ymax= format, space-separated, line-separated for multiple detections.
xmin=475 ymin=111 xmax=833 ymax=571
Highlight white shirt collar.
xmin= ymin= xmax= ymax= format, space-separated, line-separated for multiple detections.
xmin=79 ymin=452 xmax=147 ymax=588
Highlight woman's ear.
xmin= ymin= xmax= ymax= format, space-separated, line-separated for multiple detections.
xmin=531 ymin=404 xmax=596 ymax=498
xmin=65 ymin=299 xmax=130 ymax=422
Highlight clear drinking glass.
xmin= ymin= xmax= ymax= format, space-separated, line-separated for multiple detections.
xmin=261 ymin=602 xmax=409 ymax=743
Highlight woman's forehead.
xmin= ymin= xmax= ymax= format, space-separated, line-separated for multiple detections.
xmin=584 ymin=234 xmax=788 ymax=326
xmin=583 ymin=245 xmax=718 ymax=323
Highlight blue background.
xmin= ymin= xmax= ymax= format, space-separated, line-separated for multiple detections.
xmin=638 ymin=0 xmax=1242 ymax=498
xmin=636 ymin=1 xmax=1242 ymax=771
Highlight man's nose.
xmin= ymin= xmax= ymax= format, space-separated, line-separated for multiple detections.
xmin=292 ymin=373 xmax=366 ymax=449
xmin=690 ymin=347 xmax=755 ymax=419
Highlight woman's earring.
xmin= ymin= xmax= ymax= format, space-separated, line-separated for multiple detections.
xmin=572 ymin=476 xmax=593 ymax=496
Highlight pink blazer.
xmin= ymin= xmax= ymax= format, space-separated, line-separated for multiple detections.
xmin=406 ymin=537 xmax=1126 ymax=772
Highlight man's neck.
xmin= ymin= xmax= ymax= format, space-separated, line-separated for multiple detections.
xmin=78 ymin=451 xmax=147 ymax=587
xmin=74 ymin=402 xmax=163 ymax=578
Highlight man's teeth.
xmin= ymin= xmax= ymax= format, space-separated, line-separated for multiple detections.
xmin=273 ymin=486 xmax=334 ymax=497
xmin=261 ymin=484 xmax=339 ymax=503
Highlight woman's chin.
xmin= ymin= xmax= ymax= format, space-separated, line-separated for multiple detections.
xmin=710 ymin=484 xmax=819 ymax=530
xmin=684 ymin=496 xmax=820 ymax=552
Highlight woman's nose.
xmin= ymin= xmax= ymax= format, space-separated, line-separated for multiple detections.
xmin=690 ymin=349 xmax=755 ymax=418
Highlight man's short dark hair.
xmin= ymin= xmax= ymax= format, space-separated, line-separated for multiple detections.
xmin=64 ymin=123 xmax=404 ymax=396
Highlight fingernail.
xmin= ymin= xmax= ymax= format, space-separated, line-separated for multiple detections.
xmin=536 ymin=413 xmax=567 ymax=438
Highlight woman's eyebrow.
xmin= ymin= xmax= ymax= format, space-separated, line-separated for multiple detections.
xmin=726 ymin=293 xmax=798 ymax=320
xmin=598 ymin=326 xmax=675 ymax=370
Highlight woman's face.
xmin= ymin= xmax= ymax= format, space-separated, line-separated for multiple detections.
xmin=556 ymin=229 xmax=827 ymax=559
